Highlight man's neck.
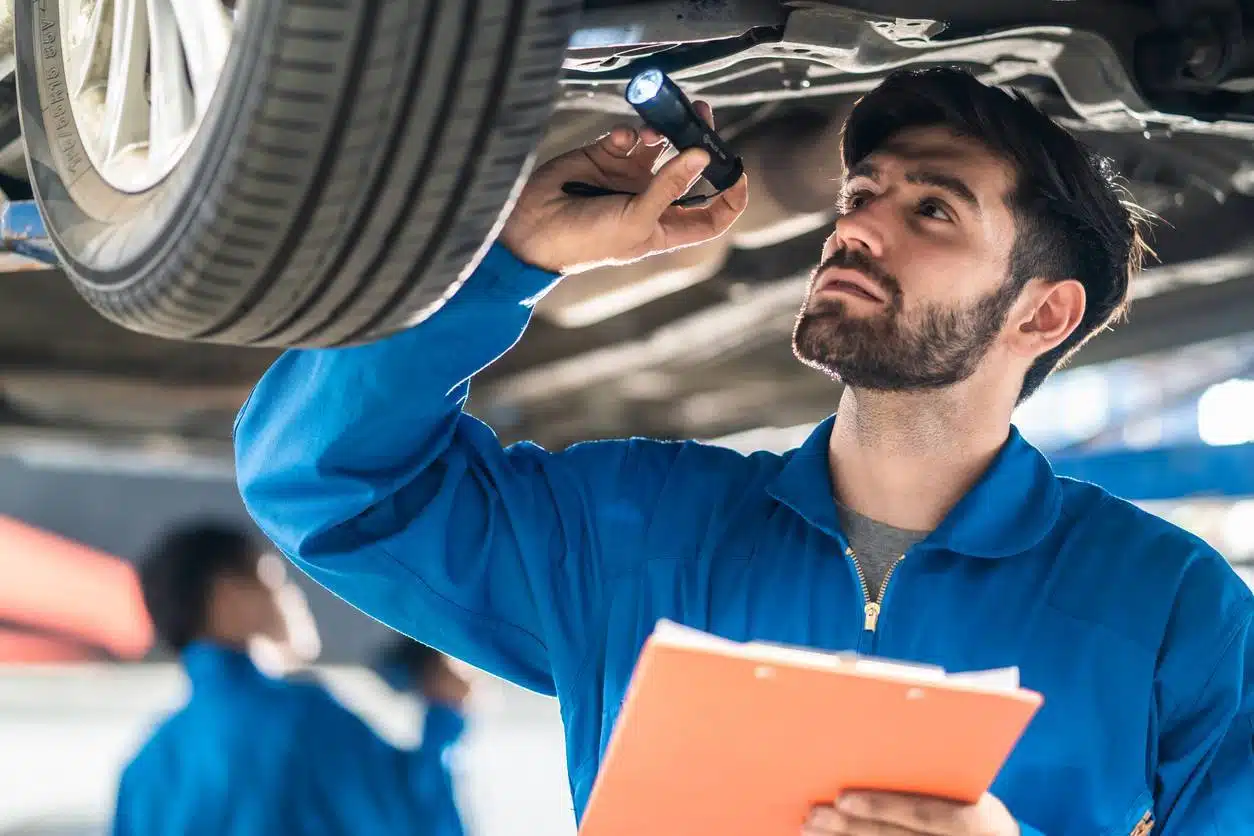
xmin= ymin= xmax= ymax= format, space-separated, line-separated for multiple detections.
xmin=828 ymin=383 xmax=1013 ymax=532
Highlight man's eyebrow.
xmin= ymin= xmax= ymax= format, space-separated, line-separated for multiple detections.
xmin=845 ymin=160 xmax=878 ymax=183
xmin=844 ymin=161 xmax=980 ymax=213
xmin=904 ymin=170 xmax=980 ymax=214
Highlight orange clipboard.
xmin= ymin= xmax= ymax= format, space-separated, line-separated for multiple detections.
xmin=579 ymin=621 xmax=1043 ymax=836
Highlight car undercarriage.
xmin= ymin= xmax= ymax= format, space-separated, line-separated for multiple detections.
xmin=0 ymin=0 xmax=1253 ymax=459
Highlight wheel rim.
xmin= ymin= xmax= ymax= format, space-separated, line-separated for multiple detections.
xmin=60 ymin=0 xmax=238 ymax=193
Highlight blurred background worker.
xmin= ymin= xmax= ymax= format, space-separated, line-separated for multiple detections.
xmin=112 ymin=521 xmax=472 ymax=836
xmin=373 ymin=636 xmax=475 ymax=836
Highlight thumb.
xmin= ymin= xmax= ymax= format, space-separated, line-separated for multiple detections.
xmin=628 ymin=148 xmax=710 ymax=224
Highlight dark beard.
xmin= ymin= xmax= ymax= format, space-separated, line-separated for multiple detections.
xmin=792 ymin=249 xmax=1021 ymax=391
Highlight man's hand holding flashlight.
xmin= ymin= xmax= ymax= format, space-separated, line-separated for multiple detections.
xmin=499 ymin=101 xmax=748 ymax=275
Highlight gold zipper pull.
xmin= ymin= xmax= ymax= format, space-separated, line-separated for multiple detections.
xmin=1130 ymin=811 xmax=1154 ymax=836
xmin=864 ymin=601 xmax=881 ymax=631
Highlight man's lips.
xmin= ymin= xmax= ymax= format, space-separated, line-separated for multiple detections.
xmin=815 ymin=267 xmax=887 ymax=303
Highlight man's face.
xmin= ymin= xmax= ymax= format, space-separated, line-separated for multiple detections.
xmin=213 ymin=555 xmax=321 ymax=667
xmin=793 ymin=125 xmax=1023 ymax=391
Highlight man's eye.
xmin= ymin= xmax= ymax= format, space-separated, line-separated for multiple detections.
xmin=917 ymin=198 xmax=952 ymax=222
xmin=844 ymin=191 xmax=871 ymax=210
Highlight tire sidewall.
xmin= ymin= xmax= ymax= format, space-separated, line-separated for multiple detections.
xmin=14 ymin=0 xmax=271 ymax=290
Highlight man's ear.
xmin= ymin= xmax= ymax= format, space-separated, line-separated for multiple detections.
xmin=1006 ymin=278 xmax=1086 ymax=360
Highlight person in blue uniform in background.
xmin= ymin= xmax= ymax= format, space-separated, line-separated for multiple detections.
xmin=112 ymin=521 xmax=471 ymax=836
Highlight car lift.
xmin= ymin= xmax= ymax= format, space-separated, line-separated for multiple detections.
xmin=0 ymin=200 xmax=57 ymax=269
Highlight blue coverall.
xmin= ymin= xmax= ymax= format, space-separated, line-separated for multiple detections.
xmin=235 ymin=242 xmax=1254 ymax=834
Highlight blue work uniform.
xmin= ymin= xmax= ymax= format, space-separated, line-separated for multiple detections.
xmin=112 ymin=642 xmax=466 ymax=836
xmin=234 ymin=243 xmax=1254 ymax=835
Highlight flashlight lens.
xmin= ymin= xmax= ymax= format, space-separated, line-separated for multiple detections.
xmin=626 ymin=69 xmax=664 ymax=105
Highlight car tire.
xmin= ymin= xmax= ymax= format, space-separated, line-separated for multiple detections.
xmin=13 ymin=0 xmax=579 ymax=347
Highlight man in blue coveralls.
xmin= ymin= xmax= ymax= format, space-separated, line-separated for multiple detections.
xmin=112 ymin=521 xmax=471 ymax=836
xmin=234 ymin=68 xmax=1253 ymax=834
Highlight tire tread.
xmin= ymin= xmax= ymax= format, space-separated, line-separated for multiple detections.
xmin=29 ymin=0 xmax=579 ymax=347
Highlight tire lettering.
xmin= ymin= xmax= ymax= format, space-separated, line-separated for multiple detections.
xmin=48 ymin=83 xmax=84 ymax=176
xmin=35 ymin=3 xmax=86 ymax=176
xmin=40 ymin=3 xmax=60 ymax=59
xmin=46 ymin=78 xmax=65 ymax=106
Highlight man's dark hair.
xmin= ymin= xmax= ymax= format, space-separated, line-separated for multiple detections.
xmin=840 ymin=67 xmax=1150 ymax=400
xmin=139 ymin=521 xmax=263 ymax=651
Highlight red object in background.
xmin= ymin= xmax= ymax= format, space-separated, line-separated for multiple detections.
xmin=0 ymin=515 xmax=154 ymax=663
xmin=0 ymin=626 xmax=104 ymax=663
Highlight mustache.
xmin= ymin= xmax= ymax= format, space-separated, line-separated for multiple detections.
xmin=814 ymin=249 xmax=900 ymax=300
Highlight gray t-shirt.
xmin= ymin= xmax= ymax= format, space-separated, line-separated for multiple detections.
xmin=835 ymin=501 xmax=930 ymax=600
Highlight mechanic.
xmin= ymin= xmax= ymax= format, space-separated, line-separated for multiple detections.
xmin=234 ymin=68 xmax=1254 ymax=835
xmin=112 ymin=522 xmax=471 ymax=836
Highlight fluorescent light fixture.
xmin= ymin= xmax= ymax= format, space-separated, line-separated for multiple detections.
xmin=1198 ymin=378 xmax=1254 ymax=446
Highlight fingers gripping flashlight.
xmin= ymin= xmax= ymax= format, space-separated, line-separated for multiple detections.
xmin=626 ymin=69 xmax=744 ymax=191
xmin=560 ymin=67 xmax=743 ymax=207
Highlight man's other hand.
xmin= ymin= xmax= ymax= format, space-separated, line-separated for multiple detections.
xmin=421 ymin=656 xmax=473 ymax=711
xmin=804 ymin=791 xmax=1020 ymax=836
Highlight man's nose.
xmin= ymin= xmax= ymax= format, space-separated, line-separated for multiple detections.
xmin=831 ymin=202 xmax=888 ymax=260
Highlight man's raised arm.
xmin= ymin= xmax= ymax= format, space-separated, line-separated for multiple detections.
xmin=235 ymin=242 xmax=570 ymax=691
xmin=234 ymin=115 xmax=747 ymax=693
